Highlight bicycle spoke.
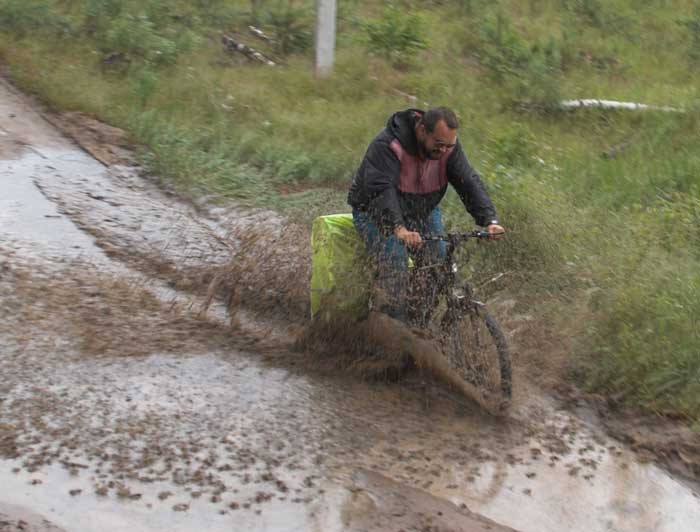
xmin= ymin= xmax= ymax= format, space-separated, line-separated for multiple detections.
xmin=440 ymin=307 xmax=504 ymax=393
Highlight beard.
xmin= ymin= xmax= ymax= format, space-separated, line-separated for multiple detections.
xmin=419 ymin=140 xmax=443 ymax=160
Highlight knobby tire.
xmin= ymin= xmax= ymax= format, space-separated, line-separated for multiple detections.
xmin=444 ymin=306 xmax=512 ymax=405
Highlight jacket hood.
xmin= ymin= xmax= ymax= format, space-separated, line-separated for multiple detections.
xmin=386 ymin=108 xmax=424 ymax=156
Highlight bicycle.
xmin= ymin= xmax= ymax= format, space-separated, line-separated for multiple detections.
xmin=307 ymin=214 xmax=511 ymax=413
xmin=398 ymin=231 xmax=512 ymax=412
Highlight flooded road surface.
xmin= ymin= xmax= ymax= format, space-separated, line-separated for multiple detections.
xmin=1 ymin=78 xmax=699 ymax=532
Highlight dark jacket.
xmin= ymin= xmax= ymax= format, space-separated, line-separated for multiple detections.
xmin=348 ymin=109 xmax=498 ymax=231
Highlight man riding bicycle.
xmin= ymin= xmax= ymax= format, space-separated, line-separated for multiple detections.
xmin=348 ymin=107 xmax=505 ymax=328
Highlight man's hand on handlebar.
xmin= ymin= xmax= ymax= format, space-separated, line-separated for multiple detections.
xmin=486 ymin=223 xmax=506 ymax=240
xmin=394 ymin=224 xmax=504 ymax=245
xmin=394 ymin=225 xmax=422 ymax=247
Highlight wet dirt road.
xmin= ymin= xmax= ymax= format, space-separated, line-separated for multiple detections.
xmin=1 ymin=78 xmax=699 ymax=532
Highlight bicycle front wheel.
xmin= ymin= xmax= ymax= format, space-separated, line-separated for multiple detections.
xmin=443 ymin=305 xmax=512 ymax=408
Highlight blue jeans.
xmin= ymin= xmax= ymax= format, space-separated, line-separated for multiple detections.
xmin=352 ymin=208 xmax=447 ymax=322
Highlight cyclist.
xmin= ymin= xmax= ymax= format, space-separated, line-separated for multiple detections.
xmin=348 ymin=107 xmax=504 ymax=333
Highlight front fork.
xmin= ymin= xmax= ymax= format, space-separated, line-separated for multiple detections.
xmin=408 ymin=242 xmax=484 ymax=329
xmin=441 ymin=262 xmax=485 ymax=332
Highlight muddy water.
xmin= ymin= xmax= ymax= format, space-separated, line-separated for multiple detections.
xmin=0 ymin=152 xmax=100 ymax=259
xmin=1 ymin=78 xmax=699 ymax=532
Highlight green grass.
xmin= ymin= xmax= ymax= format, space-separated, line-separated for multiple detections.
xmin=1 ymin=0 xmax=699 ymax=418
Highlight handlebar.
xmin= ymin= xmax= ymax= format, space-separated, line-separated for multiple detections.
xmin=420 ymin=231 xmax=495 ymax=244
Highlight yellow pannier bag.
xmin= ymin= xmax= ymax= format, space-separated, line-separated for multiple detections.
xmin=310 ymin=213 xmax=372 ymax=321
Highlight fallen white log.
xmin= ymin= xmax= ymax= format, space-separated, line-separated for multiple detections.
xmin=559 ymin=99 xmax=684 ymax=113
xmin=221 ymin=35 xmax=275 ymax=66
xmin=248 ymin=25 xmax=274 ymax=43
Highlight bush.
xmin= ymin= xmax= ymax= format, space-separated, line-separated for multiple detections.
xmin=561 ymin=0 xmax=605 ymax=27
xmin=133 ymin=68 xmax=158 ymax=107
xmin=561 ymin=0 xmax=637 ymax=39
xmin=477 ymin=11 xmax=532 ymax=79
xmin=0 ymin=0 xmax=70 ymax=37
xmin=455 ymin=0 xmax=490 ymax=15
xmin=363 ymin=6 xmax=428 ymax=67
xmin=262 ymin=1 xmax=313 ymax=56
xmin=83 ymin=1 xmax=200 ymax=67
xmin=83 ymin=0 xmax=124 ymax=35
xmin=474 ymin=12 xmax=563 ymax=105
xmin=588 ymin=248 xmax=700 ymax=419
xmin=198 ymin=1 xmax=244 ymax=29
xmin=278 ymin=153 xmax=313 ymax=183
xmin=102 ymin=15 xmax=179 ymax=65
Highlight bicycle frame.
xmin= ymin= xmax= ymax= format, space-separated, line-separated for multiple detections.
xmin=407 ymin=231 xmax=490 ymax=329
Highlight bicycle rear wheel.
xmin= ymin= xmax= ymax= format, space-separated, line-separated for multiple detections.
xmin=442 ymin=305 xmax=512 ymax=407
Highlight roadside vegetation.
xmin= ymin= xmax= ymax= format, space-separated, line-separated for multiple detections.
xmin=1 ymin=0 xmax=699 ymax=420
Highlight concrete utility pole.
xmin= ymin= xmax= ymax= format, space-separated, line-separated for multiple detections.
xmin=315 ymin=0 xmax=337 ymax=77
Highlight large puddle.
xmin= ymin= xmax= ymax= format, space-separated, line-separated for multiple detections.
xmin=0 ymin=148 xmax=107 ymax=263
xmin=1 ymin=349 xmax=699 ymax=532
xmin=1 ymin=78 xmax=699 ymax=532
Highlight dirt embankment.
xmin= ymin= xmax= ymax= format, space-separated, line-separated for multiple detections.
xmin=43 ymin=112 xmax=134 ymax=167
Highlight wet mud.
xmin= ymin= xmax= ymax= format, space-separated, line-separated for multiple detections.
xmin=555 ymin=383 xmax=700 ymax=491
xmin=1 ymin=76 xmax=700 ymax=532
xmin=0 ymin=503 xmax=67 ymax=532
xmin=322 ymin=469 xmax=519 ymax=531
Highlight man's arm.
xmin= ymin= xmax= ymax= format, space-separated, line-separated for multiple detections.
xmin=362 ymin=141 xmax=405 ymax=232
xmin=447 ymin=140 xmax=503 ymax=236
